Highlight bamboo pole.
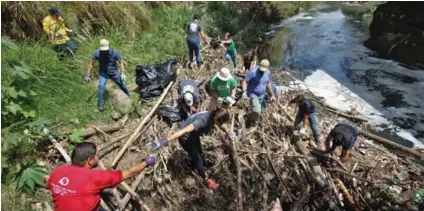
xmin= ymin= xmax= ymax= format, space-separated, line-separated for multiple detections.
xmin=111 ymin=80 xmax=175 ymax=168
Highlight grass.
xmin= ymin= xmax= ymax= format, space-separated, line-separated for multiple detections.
xmin=267 ymin=28 xmax=293 ymax=67
xmin=2 ymin=6 xmax=192 ymax=128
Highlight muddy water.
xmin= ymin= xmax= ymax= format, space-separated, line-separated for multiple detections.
xmin=274 ymin=6 xmax=424 ymax=148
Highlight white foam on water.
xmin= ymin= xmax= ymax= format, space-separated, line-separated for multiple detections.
xmin=303 ymin=69 xmax=424 ymax=148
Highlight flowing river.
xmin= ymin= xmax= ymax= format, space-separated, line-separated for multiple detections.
xmin=272 ymin=5 xmax=424 ymax=148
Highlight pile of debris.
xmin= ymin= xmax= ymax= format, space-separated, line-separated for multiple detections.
xmin=44 ymin=42 xmax=424 ymax=211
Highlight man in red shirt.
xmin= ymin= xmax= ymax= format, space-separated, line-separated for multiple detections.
xmin=47 ymin=142 xmax=156 ymax=211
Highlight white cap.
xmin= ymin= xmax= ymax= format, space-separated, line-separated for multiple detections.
xmin=259 ymin=59 xmax=270 ymax=71
xmin=216 ymin=67 xmax=231 ymax=81
xmin=100 ymin=39 xmax=110 ymax=51
xmin=183 ymin=92 xmax=194 ymax=106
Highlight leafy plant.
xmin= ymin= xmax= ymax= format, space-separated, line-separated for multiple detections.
xmin=13 ymin=162 xmax=48 ymax=193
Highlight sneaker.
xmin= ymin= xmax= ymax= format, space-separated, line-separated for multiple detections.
xmin=205 ymin=178 xmax=219 ymax=190
xmin=98 ymin=105 xmax=104 ymax=112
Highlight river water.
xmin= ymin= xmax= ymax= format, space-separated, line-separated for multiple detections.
xmin=273 ymin=6 xmax=424 ymax=148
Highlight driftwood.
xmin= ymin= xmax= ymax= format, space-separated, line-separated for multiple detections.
xmin=111 ymin=80 xmax=175 ymax=168
xmin=335 ymin=178 xmax=360 ymax=211
xmin=83 ymin=115 xmax=128 ymax=138
xmin=44 ymin=128 xmax=71 ymax=163
xmin=230 ymin=115 xmax=244 ymax=211
xmin=292 ymin=131 xmax=325 ymax=187
xmin=98 ymin=161 xmax=151 ymax=211
xmin=359 ymin=129 xmax=424 ymax=160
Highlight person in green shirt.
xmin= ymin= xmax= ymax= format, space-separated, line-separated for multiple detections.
xmin=221 ymin=32 xmax=238 ymax=70
xmin=207 ymin=67 xmax=237 ymax=111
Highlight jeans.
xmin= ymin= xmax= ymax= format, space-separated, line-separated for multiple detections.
xmin=53 ymin=39 xmax=77 ymax=60
xmin=246 ymin=94 xmax=265 ymax=121
xmin=225 ymin=51 xmax=238 ymax=69
xmin=294 ymin=112 xmax=320 ymax=143
xmin=187 ymin=37 xmax=201 ymax=68
xmin=98 ymin=71 xmax=130 ymax=108
xmin=179 ymin=137 xmax=207 ymax=179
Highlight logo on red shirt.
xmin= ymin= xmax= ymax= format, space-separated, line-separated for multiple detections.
xmin=58 ymin=177 xmax=69 ymax=186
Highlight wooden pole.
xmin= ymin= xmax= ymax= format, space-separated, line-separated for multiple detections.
xmin=335 ymin=178 xmax=360 ymax=211
xmin=98 ymin=161 xmax=151 ymax=211
xmin=111 ymin=80 xmax=175 ymax=168
xmin=359 ymin=129 xmax=424 ymax=160
xmin=229 ymin=115 xmax=244 ymax=211
xmin=43 ymin=128 xmax=71 ymax=163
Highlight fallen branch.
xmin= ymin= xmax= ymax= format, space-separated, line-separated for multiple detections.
xmin=335 ymin=178 xmax=360 ymax=211
xmin=43 ymin=128 xmax=71 ymax=163
xmin=230 ymin=115 xmax=244 ymax=211
xmin=98 ymin=161 xmax=151 ymax=211
xmin=111 ymin=79 xmax=176 ymax=168
xmin=359 ymin=129 xmax=424 ymax=160
xmin=82 ymin=115 xmax=128 ymax=138
xmin=326 ymin=168 xmax=376 ymax=184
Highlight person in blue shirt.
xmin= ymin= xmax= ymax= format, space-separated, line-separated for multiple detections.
xmin=186 ymin=14 xmax=208 ymax=69
xmin=85 ymin=39 xmax=130 ymax=112
xmin=289 ymin=94 xmax=320 ymax=145
xmin=241 ymin=59 xmax=275 ymax=124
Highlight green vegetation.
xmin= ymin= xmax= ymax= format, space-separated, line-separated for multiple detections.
xmin=1 ymin=1 xmax=320 ymax=209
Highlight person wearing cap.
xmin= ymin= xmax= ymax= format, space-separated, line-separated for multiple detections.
xmin=324 ymin=122 xmax=359 ymax=163
xmin=85 ymin=39 xmax=130 ymax=112
xmin=42 ymin=7 xmax=77 ymax=59
xmin=221 ymin=32 xmax=237 ymax=70
xmin=207 ymin=67 xmax=237 ymax=111
xmin=186 ymin=14 xmax=208 ymax=69
xmin=241 ymin=59 xmax=275 ymax=123
xmin=289 ymin=94 xmax=320 ymax=145
xmin=171 ymin=79 xmax=202 ymax=117
xmin=46 ymin=142 xmax=156 ymax=211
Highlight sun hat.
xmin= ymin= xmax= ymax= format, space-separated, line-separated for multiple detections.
xmin=99 ymin=39 xmax=110 ymax=51
xmin=183 ymin=92 xmax=194 ymax=106
xmin=216 ymin=67 xmax=231 ymax=81
xmin=259 ymin=59 xmax=270 ymax=72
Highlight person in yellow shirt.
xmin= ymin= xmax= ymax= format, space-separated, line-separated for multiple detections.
xmin=42 ymin=7 xmax=77 ymax=60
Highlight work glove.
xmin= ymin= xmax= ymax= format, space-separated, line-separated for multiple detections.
xmin=143 ymin=155 xmax=156 ymax=167
xmin=217 ymin=97 xmax=224 ymax=103
xmin=242 ymin=92 xmax=249 ymax=100
xmin=148 ymin=137 xmax=169 ymax=151
xmin=120 ymin=72 xmax=126 ymax=81
xmin=228 ymin=131 xmax=237 ymax=141
xmin=225 ymin=96 xmax=236 ymax=106
xmin=55 ymin=33 xmax=63 ymax=40
xmin=84 ymin=72 xmax=92 ymax=82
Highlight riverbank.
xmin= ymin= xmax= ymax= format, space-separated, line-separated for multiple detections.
xmin=262 ymin=3 xmax=424 ymax=149
xmin=1 ymin=2 xmax=316 ymax=209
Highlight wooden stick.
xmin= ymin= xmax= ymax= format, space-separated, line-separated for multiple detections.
xmin=43 ymin=202 xmax=53 ymax=211
xmin=43 ymin=128 xmax=71 ymax=163
xmin=98 ymin=161 xmax=151 ymax=211
xmin=119 ymin=172 xmax=145 ymax=210
xmin=335 ymin=178 xmax=360 ymax=211
xmin=83 ymin=124 xmax=124 ymax=139
xmin=326 ymin=168 xmax=376 ymax=184
xmin=359 ymin=129 xmax=424 ymax=160
xmin=111 ymin=80 xmax=175 ymax=168
xmin=230 ymin=115 xmax=244 ymax=211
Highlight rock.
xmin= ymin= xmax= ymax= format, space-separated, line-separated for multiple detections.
xmin=364 ymin=2 xmax=424 ymax=68
xmin=111 ymin=89 xmax=132 ymax=115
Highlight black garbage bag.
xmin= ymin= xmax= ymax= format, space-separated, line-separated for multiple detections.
xmin=210 ymin=39 xmax=221 ymax=49
xmin=136 ymin=59 xmax=177 ymax=101
xmin=157 ymin=104 xmax=187 ymax=123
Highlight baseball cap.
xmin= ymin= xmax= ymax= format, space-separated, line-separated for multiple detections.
xmin=49 ymin=7 xmax=61 ymax=16
xmin=259 ymin=59 xmax=270 ymax=72
xmin=183 ymin=92 xmax=194 ymax=106
xmin=100 ymin=39 xmax=110 ymax=51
